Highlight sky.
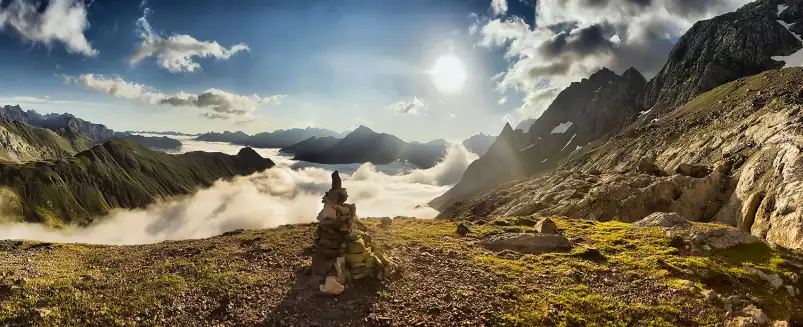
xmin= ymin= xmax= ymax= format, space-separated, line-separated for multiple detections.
xmin=0 ymin=0 xmax=753 ymax=142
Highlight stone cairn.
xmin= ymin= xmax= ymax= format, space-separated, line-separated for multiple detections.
xmin=310 ymin=170 xmax=394 ymax=295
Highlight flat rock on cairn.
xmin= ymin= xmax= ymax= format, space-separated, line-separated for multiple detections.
xmin=310 ymin=170 xmax=395 ymax=295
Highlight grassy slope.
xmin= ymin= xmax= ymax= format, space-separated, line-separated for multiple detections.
xmin=0 ymin=121 xmax=87 ymax=162
xmin=0 ymin=139 xmax=274 ymax=226
xmin=0 ymin=218 xmax=800 ymax=326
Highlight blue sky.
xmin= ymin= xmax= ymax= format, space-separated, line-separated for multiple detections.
xmin=0 ymin=0 xmax=749 ymax=141
xmin=0 ymin=0 xmax=525 ymax=142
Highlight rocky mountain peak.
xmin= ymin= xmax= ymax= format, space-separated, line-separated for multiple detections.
xmin=641 ymin=0 xmax=800 ymax=117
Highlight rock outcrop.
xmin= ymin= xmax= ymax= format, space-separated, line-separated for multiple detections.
xmin=310 ymin=171 xmax=394 ymax=294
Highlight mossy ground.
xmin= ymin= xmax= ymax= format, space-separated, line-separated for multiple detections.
xmin=0 ymin=217 xmax=801 ymax=326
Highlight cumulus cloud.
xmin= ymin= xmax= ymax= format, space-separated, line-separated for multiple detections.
xmin=491 ymin=0 xmax=508 ymax=16
xmin=0 ymin=142 xmax=477 ymax=244
xmin=387 ymin=96 xmax=427 ymax=116
xmin=65 ymin=74 xmax=285 ymax=119
xmin=0 ymin=0 xmax=97 ymax=56
xmin=130 ymin=7 xmax=249 ymax=72
xmin=475 ymin=0 xmax=752 ymax=120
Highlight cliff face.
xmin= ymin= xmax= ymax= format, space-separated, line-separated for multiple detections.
xmin=641 ymin=0 xmax=799 ymax=117
xmin=431 ymin=68 xmax=646 ymax=210
xmin=0 ymin=139 xmax=274 ymax=226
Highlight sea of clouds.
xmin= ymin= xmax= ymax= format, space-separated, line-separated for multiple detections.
xmin=0 ymin=136 xmax=478 ymax=245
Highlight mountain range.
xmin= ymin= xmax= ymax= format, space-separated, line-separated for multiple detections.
xmin=195 ymin=127 xmax=343 ymax=148
xmin=0 ymin=139 xmax=273 ymax=226
xmin=434 ymin=0 xmax=803 ymax=250
xmin=0 ymin=105 xmax=184 ymax=156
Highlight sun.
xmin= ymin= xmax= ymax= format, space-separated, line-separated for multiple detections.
xmin=428 ymin=55 xmax=468 ymax=95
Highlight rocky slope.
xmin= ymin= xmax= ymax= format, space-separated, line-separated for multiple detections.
xmin=440 ymin=68 xmax=803 ymax=250
xmin=431 ymin=68 xmax=646 ymax=210
xmin=0 ymin=105 xmax=114 ymax=144
xmin=0 ymin=139 xmax=274 ymax=226
xmin=0 ymin=218 xmax=800 ymax=326
xmin=642 ymin=0 xmax=801 ymax=117
xmin=0 ymin=120 xmax=88 ymax=162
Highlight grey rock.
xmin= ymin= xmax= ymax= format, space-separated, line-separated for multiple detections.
xmin=481 ymin=233 xmax=572 ymax=254
xmin=634 ymin=212 xmax=692 ymax=229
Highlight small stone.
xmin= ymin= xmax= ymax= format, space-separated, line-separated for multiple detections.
xmin=456 ymin=223 xmax=470 ymax=236
xmin=535 ymin=218 xmax=558 ymax=234
xmin=702 ymin=244 xmax=712 ymax=251
xmin=702 ymin=289 xmax=719 ymax=302
xmin=35 ymin=308 xmax=52 ymax=318
xmin=728 ymin=317 xmax=756 ymax=327
xmin=744 ymin=266 xmax=784 ymax=290
xmin=742 ymin=305 xmax=769 ymax=326
xmin=771 ymin=321 xmax=790 ymax=327
xmin=320 ymin=276 xmax=345 ymax=295
xmin=785 ymin=285 xmax=795 ymax=297
xmin=574 ymin=247 xmax=606 ymax=262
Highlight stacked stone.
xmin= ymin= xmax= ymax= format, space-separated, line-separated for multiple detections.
xmin=311 ymin=171 xmax=394 ymax=295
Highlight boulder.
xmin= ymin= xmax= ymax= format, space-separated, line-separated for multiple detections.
xmin=481 ymin=233 xmax=571 ymax=254
xmin=744 ymin=266 xmax=784 ymax=290
xmin=535 ymin=218 xmax=558 ymax=234
xmin=380 ymin=217 xmax=392 ymax=227
xmin=634 ymin=212 xmax=692 ymax=229
xmin=320 ymin=276 xmax=345 ymax=295
xmin=702 ymin=289 xmax=719 ymax=302
xmin=638 ymin=156 xmax=661 ymax=175
xmin=690 ymin=226 xmax=762 ymax=250
xmin=456 ymin=223 xmax=470 ymax=236
xmin=676 ymin=164 xmax=711 ymax=178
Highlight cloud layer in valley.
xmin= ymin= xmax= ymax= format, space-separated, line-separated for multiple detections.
xmin=63 ymin=74 xmax=285 ymax=120
xmin=0 ymin=142 xmax=478 ymax=245
xmin=0 ymin=0 xmax=97 ymax=56
xmin=478 ymin=0 xmax=752 ymax=120
xmin=130 ymin=7 xmax=250 ymax=72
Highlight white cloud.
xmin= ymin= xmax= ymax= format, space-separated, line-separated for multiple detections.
xmin=491 ymin=0 xmax=508 ymax=16
xmin=64 ymin=74 xmax=285 ymax=120
xmin=474 ymin=0 xmax=752 ymax=121
xmin=0 ymin=0 xmax=97 ymax=56
xmin=0 ymin=95 xmax=111 ymax=108
xmin=130 ymin=8 xmax=249 ymax=72
xmin=498 ymin=96 xmax=507 ymax=105
xmin=0 ymin=144 xmax=477 ymax=245
xmin=387 ymin=96 xmax=427 ymax=116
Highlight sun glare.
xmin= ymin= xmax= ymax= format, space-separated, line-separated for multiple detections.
xmin=428 ymin=55 xmax=468 ymax=95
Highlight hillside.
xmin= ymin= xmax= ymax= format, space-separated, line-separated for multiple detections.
xmin=0 ymin=139 xmax=274 ymax=226
xmin=0 ymin=217 xmax=800 ymax=326
xmin=0 ymin=120 xmax=89 ymax=162
xmin=440 ymin=67 xmax=803 ymax=250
